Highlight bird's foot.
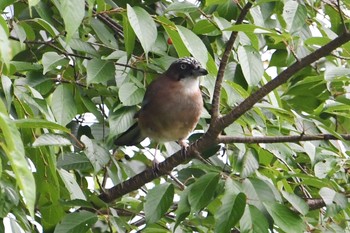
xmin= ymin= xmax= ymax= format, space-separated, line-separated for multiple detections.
xmin=178 ymin=139 xmax=189 ymax=158
xmin=151 ymin=158 xmax=160 ymax=176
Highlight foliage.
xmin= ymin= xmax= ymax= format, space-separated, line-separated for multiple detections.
xmin=1 ymin=0 xmax=350 ymax=232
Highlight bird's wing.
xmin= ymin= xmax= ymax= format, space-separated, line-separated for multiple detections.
xmin=114 ymin=123 xmax=145 ymax=146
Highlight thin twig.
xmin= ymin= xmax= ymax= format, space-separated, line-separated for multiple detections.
xmin=217 ymin=134 xmax=350 ymax=144
xmin=210 ymin=1 xmax=254 ymax=122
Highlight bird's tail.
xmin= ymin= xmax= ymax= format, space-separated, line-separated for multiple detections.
xmin=114 ymin=123 xmax=145 ymax=146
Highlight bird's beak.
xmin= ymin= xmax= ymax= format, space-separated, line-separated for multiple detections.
xmin=194 ymin=67 xmax=208 ymax=76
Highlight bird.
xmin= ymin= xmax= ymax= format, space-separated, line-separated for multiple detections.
xmin=114 ymin=57 xmax=208 ymax=150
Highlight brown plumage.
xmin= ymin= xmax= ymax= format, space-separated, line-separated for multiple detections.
xmin=114 ymin=57 xmax=208 ymax=147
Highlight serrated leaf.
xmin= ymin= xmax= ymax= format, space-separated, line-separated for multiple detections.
xmin=0 ymin=101 xmax=35 ymax=217
xmin=188 ymin=173 xmax=220 ymax=212
xmin=215 ymin=179 xmax=246 ymax=233
xmin=177 ymin=25 xmax=208 ymax=68
xmin=118 ymin=82 xmax=145 ymax=106
xmin=42 ymin=52 xmax=68 ymax=74
xmin=237 ymin=46 xmax=264 ymax=86
xmin=33 ymin=134 xmax=72 ymax=147
xmin=86 ymin=58 xmax=115 ymax=84
xmin=127 ymin=4 xmax=157 ymax=58
xmin=144 ymin=183 xmax=174 ymax=224
xmin=51 ymin=84 xmax=77 ymax=126
xmin=283 ymin=1 xmax=307 ymax=34
xmin=59 ymin=0 xmax=85 ymax=41
xmin=53 ymin=211 xmax=98 ymax=233
xmin=264 ymin=202 xmax=305 ymax=233
xmin=81 ymin=135 xmax=110 ymax=173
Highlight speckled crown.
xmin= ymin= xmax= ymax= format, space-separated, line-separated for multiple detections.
xmin=172 ymin=57 xmax=202 ymax=69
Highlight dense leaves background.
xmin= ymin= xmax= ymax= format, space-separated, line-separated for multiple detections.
xmin=1 ymin=0 xmax=350 ymax=232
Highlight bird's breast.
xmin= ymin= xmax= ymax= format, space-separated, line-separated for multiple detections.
xmin=138 ymin=79 xmax=203 ymax=142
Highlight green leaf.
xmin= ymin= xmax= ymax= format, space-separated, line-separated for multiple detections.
xmin=243 ymin=178 xmax=281 ymax=209
xmin=28 ymin=0 xmax=40 ymax=15
xmin=241 ymin=150 xmax=259 ymax=178
xmin=158 ymin=16 xmax=190 ymax=57
xmin=127 ymin=4 xmax=157 ymax=58
xmin=237 ymin=45 xmax=264 ymax=86
xmin=14 ymin=118 xmax=70 ymax=133
xmin=215 ymin=179 xmax=246 ymax=233
xmin=177 ymin=25 xmax=208 ymax=68
xmin=58 ymin=169 xmax=86 ymax=200
xmin=118 ymin=82 xmax=145 ymax=106
xmin=59 ymin=0 xmax=85 ymax=41
xmin=324 ymin=67 xmax=350 ymax=81
xmin=81 ymin=136 xmax=110 ymax=174
xmin=0 ymin=17 xmax=11 ymax=66
xmin=57 ymin=152 xmax=93 ymax=171
xmin=0 ymin=101 xmax=36 ymax=217
xmin=1 ymin=75 xmax=12 ymax=110
xmin=51 ymin=84 xmax=77 ymax=126
xmin=264 ymin=202 xmax=305 ymax=233
xmin=42 ymin=52 xmax=69 ymax=74
xmin=240 ymin=205 xmax=269 ymax=233
xmin=166 ymin=2 xmax=198 ymax=13
xmin=224 ymin=24 xmax=273 ymax=34
xmin=144 ymin=183 xmax=174 ymax=224
xmin=188 ymin=173 xmax=220 ymax=212
xmin=68 ymin=39 xmax=99 ymax=57
xmin=86 ymin=58 xmax=115 ymax=84
xmin=174 ymin=188 xmax=191 ymax=230
xmin=281 ymin=191 xmax=309 ymax=215
xmin=33 ymin=134 xmax=72 ymax=147
xmin=0 ymin=0 xmax=15 ymax=12
xmin=53 ymin=211 xmax=98 ymax=233
xmin=193 ymin=19 xmax=220 ymax=35
xmin=90 ymin=18 xmax=118 ymax=49
xmin=123 ymin=14 xmax=136 ymax=61
xmin=283 ymin=0 xmax=307 ymax=34
xmin=109 ymin=106 xmax=137 ymax=136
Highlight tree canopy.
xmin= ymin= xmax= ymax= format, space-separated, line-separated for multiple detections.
xmin=1 ymin=0 xmax=350 ymax=232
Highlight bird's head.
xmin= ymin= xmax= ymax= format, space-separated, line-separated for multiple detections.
xmin=166 ymin=57 xmax=208 ymax=81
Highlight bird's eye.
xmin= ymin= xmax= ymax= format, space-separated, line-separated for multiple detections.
xmin=180 ymin=64 xmax=187 ymax=70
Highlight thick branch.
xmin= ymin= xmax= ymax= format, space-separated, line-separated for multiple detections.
xmin=210 ymin=1 xmax=254 ymax=121
xmin=99 ymin=31 xmax=350 ymax=205
xmin=217 ymin=134 xmax=350 ymax=144
xmin=217 ymin=31 xmax=350 ymax=131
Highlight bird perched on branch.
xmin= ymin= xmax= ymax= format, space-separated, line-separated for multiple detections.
xmin=114 ymin=57 xmax=208 ymax=150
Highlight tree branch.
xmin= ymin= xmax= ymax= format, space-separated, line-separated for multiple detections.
xmin=210 ymin=1 xmax=254 ymax=121
xmin=217 ymin=31 xmax=350 ymax=131
xmin=217 ymin=134 xmax=350 ymax=144
xmin=99 ymin=21 xmax=350 ymax=206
